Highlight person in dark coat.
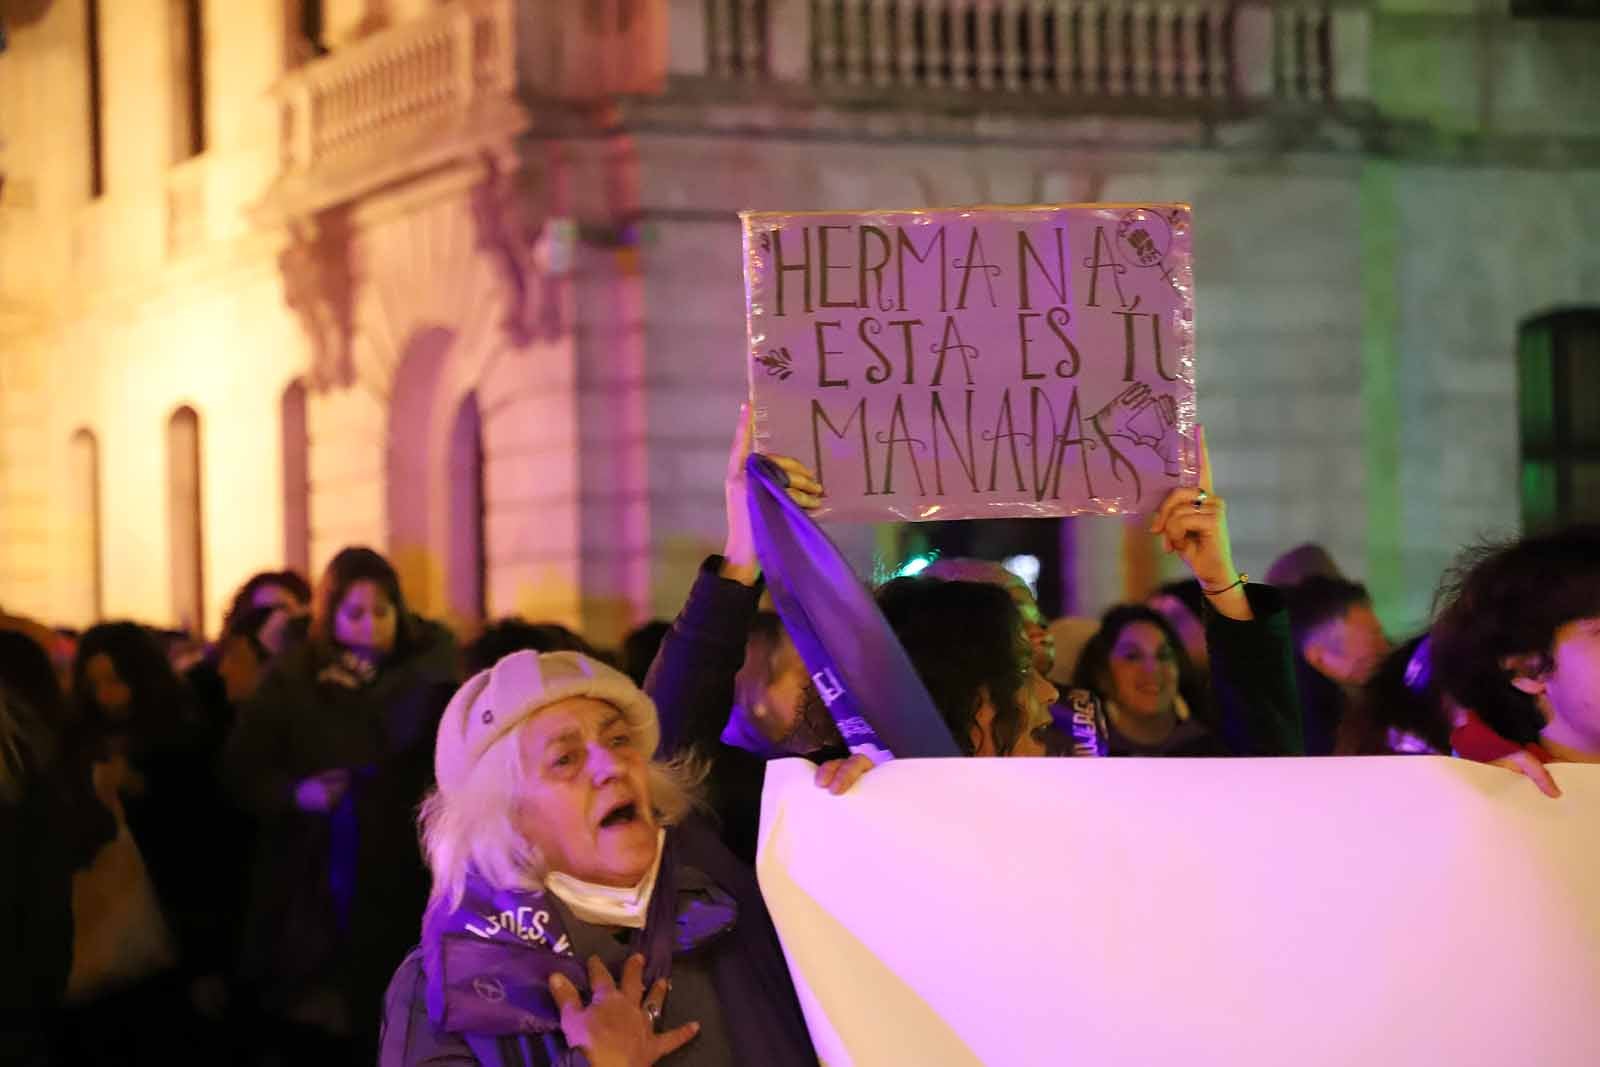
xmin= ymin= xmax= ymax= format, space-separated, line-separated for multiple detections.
xmin=1071 ymin=597 xmax=1300 ymax=757
xmin=223 ymin=546 xmax=457 ymax=1062
xmin=1066 ymin=429 xmax=1304 ymax=758
xmin=379 ymin=650 xmax=817 ymax=1067
xmin=921 ymin=557 xmax=1111 ymax=757
xmin=0 ymin=639 xmax=116 ymax=1067
xmin=1284 ymin=576 xmax=1392 ymax=756
xmin=643 ymin=414 xmax=861 ymax=866
xmin=54 ymin=621 xmax=225 ymax=1063
xmin=181 ymin=600 xmax=308 ymax=1061
xmin=1333 ymin=634 xmax=1451 ymax=756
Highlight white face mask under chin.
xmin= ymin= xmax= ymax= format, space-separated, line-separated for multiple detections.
xmin=542 ymin=829 xmax=666 ymax=929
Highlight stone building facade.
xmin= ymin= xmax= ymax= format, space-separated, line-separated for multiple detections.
xmin=1 ymin=0 xmax=1596 ymax=643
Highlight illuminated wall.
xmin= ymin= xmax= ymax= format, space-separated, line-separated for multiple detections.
xmin=2 ymin=0 xmax=1597 ymax=646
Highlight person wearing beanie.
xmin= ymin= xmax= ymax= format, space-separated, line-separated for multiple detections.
xmin=378 ymin=650 xmax=818 ymax=1067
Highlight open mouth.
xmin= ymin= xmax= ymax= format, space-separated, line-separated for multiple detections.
xmin=598 ymin=800 xmax=640 ymax=830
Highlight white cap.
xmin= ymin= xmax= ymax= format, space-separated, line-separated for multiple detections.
xmin=434 ymin=650 xmax=661 ymax=795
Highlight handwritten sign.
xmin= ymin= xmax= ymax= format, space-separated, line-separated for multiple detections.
xmin=742 ymin=204 xmax=1198 ymax=522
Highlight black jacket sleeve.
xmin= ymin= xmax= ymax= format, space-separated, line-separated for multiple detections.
xmin=645 ymin=557 xmax=763 ymax=759
xmin=1204 ymin=583 xmax=1305 ymax=757
xmin=222 ymin=664 xmax=302 ymax=816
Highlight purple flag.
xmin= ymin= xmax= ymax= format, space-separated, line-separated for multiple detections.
xmin=745 ymin=454 xmax=960 ymax=760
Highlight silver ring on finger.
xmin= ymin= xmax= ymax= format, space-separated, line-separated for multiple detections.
xmin=1192 ymin=489 xmax=1209 ymax=509
xmin=645 ymin=1002 xmax=662 ymax=1029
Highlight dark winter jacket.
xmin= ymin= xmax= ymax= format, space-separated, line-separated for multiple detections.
xmin=1104 ymin=584 xmax=1305 ymax=757
xmin=0 ymin=758 xmax=89 ymax=1066
xmin=646 ymin=557 xmax=848 ymax=866
xmin=60 ymin=684 xmax=233 ymax=986
xmin=378 ymin=816 xmax=817 ymax=1067
xmin=222 ymin=618 xmax=457 ymax=998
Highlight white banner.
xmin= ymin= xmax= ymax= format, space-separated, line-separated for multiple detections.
xmin=756 ymin=756 xmax=1600 ymax=1067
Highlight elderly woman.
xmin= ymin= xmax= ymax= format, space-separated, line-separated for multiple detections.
xmin=380 ymin=650 xmax=817 ymax=1067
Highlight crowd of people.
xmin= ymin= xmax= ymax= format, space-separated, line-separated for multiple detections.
xmin=2 ymin=406 xmax=1596 ymax=1067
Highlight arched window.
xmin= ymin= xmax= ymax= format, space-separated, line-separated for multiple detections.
xmin=447 ymin=391 xmax=486 ymax=624
xmin=387 ymin=326 xmax=455 ymax=614
xmin=167 ymin=405 xmax=205 ymax=635
xmin=1518 ymin=309 xmax=1600 ymax=530
xmin=281 ymin=379 xmax=310 ymax=575
xmin=168 ymin=0 xmax=205 ymax=160
xmin=66 ymin=428 xmax=103 ymax=626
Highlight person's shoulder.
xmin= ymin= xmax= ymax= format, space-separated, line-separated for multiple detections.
xmin=673 ymin=811 xmax=759 ymax=886
xmin=271 ymin=637 xmax=323 ymax=682
xmin=1168 ymin=721 xmax=1227 ymax=756
xmin=384 ymin=946 xmax=427 ymax=1006
xmin=403 ymin=617 xmax=460 ymax=675
xmin=248 ymin=642 xmax=322 ymax=707
xmin=411 ymin=616 xmax=457 ymax=649
xmin=379 ymin=948 xmax=462 ymax=1067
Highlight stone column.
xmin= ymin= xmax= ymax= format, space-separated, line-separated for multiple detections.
xmin=1231 ymin=4 xmax=1276 ymax=101
xmin=667 ymin=0 xmax=709 ymax=76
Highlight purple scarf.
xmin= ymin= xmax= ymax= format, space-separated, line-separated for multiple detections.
xmin=423 ymin=832 xmax=737 ymax=1040
xmin=745 ymin=454 xmax=960 ymax=760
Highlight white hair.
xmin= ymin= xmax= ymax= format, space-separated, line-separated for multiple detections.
xmin=419 ymin=718 xmax=702 ymax=911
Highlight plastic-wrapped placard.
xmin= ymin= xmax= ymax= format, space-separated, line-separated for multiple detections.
xmin=742 ymin=204 xmax=1198 ymax=522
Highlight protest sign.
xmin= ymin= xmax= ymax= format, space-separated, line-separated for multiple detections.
xmin=741 ymin=204 xmax=1198 ymax=522
xmin=757 ymin=757 xmax=1600 ymax=1066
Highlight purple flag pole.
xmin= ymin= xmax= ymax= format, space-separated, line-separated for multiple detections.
xmin=745 ymin=454 xmax=960 ymax=761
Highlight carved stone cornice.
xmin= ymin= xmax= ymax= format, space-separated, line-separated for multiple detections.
xmin=469 ymin=152 xmax=563 ymax=347
xmin=254 ymin=0 xmax=530 ymax=225
xmin=278 ymin=209 xmax=358 ymax=390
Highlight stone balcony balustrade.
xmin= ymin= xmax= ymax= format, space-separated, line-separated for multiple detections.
xmin=684 ymin=0 xmax=1370 ymax=110
xmin=263 ymin=0 xmax=667 ymax=217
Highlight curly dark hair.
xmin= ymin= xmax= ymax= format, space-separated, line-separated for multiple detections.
xmin=464 ymin=619 xmax=603 ymax=677
xmin=621 ymin=620 xmax=672 ymax=688
xmin=1072 ymin=604 xmax=1204 ymax=718
xmin=1431 ymin=524 xmax=1600 ymax=744
xmin=875 ymin=577 xmax=1028 ymax=756
xmin=222 ymin=570 xmax=311 ymax=634
xmin=1285 ymin=576 xmax=1372 ymax=651
xmin=71 ymin=621 xmax=194 ymax=753
xmin=1337 ymin=634 xmax=1452 ymax=755
xmin=220 ymin=603 xmax=289 ymax=661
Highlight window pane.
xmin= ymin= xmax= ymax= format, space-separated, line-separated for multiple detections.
xmin=1559 ymin=318 xmax=1600 ymax=447
xmin=1518 ymin=321 xmax=1556 ymax=453
xmin=168 ymin=407 xmax=205 ymax=635
xmin=1569 ymin=461 xmax=1600 ymax=522
xmin=67 ymin=429 xmax=103 ymax=626
xmin=1522 ymin=459 xmax=1560 ymax=531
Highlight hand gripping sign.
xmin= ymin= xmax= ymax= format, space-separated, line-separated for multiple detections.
xmin=743 ymin=204 xmax=1199 ymax=522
